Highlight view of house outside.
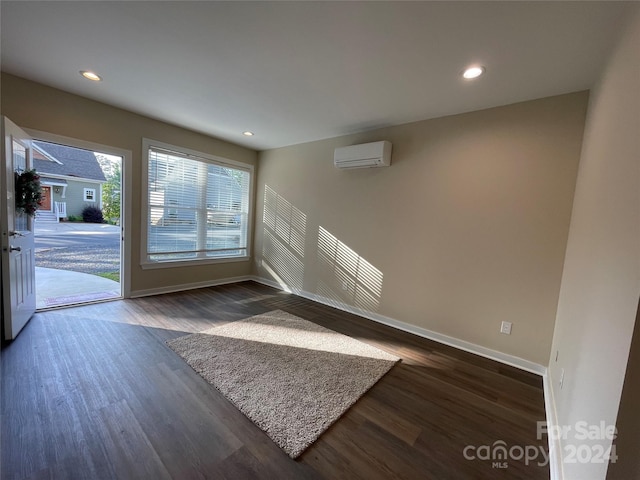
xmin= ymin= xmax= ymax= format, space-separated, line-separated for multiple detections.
xmin=33 ymin=141 xmax=122 ymax=308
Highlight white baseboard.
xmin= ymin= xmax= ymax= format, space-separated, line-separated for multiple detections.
xmin=253 ymin=275 xmax=561 ymax=477
xmin=130 ymin=272 xmax=545 ymax=374
xmin=251 ymin=275 xmax=546 ymax=376
xmin=129 ymin=273 xmax=557 ymax=476
xmin=543 ymin=373 xmax=564 ymax=480
xmin=129 ymin=275 xmax=253 ymax=298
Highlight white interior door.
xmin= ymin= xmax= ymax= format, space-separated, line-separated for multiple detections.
xmin=1 ymin=117 xmax=37 ymax=340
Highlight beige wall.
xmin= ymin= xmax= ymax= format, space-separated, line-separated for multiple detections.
xmin=548 ymin=9 xmax=640 ymax=480
xmin=1 ymin=73 xmax=258 ymax=295
xmin=255 ymin=92 xmax=588 ymax=366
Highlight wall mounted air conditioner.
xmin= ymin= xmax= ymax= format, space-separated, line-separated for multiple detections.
xmin=334 ymin=140 xmax=392 ymax=169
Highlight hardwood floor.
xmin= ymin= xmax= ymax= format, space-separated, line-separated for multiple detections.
xmin=1 ymin=281 xmax=549 ymax=479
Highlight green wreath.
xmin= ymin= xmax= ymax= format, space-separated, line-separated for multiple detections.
xmin=15 ymin=169 xmax=43 ymax=217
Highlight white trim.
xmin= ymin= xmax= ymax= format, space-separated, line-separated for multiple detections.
xmin=141 ymin=255 xmax=250 ymax=270
xmin=131 ymin=270 xmax=557 ymax=476
xmin=39 ymin=172 xmax=103 ymax=185
xmin=250 ymin=274 xmax=561 ymax=474
xmin=251 ymin=275 xmax=546 ymax=376
xmin=26 ymin=129 xmax=124 ymax=158
xmin=140 ymin=138 xmax=255 ymax=269
xmin=129 ymin=275 xmax=253 ymax=298
xmin=128 ymin=271 xmax=544 ymax=375
xmin=39 ymin=178 xmax=68 ymax=187
xmin=143 ymin=138 xmax=253 ymax=171
xmin=543 ymin=373 xmax=564 ymax=480
xmin=83 ymin=187 xmax=97 ymax=202
xmin=25 ymin=128 xmax=132 ymax=299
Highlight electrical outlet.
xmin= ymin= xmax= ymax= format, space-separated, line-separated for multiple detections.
xmin=560 ymin=368 xmax=565 ymax=389
xmin=500 ymin=321 xmax=512 ymax=335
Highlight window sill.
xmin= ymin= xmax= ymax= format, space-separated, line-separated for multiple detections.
xmin=141 ymin=255 xmax=251 ymax=270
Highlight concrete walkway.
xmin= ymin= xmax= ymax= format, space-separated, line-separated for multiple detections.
xmin=36 ymin=267 xmax=120 ymax=309
xmin=33 ymin=221 xmax=121 ymax=309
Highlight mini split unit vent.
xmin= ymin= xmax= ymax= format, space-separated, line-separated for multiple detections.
xmin=334 ymin=140 xmax=392 ymax=169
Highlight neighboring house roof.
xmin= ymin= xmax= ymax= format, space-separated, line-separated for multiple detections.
xmin=33 ymin=141 xmax=106 ymax=182
xmin=39 ymin=177 xmax=68 ymax=185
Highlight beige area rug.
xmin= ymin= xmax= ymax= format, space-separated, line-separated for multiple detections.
xmin=167 ymin=309 xmax=400 ymax=458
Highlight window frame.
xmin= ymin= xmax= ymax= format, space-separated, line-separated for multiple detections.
xmin=141 ymin=138 xmax=253 ymax=269
xmin=83 ymin=187 xmax=96 ymax=202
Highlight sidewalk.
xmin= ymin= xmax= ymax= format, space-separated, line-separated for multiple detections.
xmin=36 ymin=267 xmax=120 ymax=309
xmin=34 ymin=221 xmax=121 ymax=309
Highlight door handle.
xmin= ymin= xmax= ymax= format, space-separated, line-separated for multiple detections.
xmin=9 ymin=246 xmax=21 ymax=252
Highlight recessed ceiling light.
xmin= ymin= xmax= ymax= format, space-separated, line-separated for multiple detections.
xmin=462 ymin=66 xmax=485 ymax=80
xmin=80 ymin=71 xmax=102 ymax=82
xmin=243 ymin=131 xmax=254 ymax=136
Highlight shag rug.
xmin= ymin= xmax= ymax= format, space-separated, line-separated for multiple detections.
xmin=167 ymin=309 xmax=400 ymax=458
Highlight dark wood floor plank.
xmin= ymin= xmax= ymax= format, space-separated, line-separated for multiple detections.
xmin=354 ymin=393 xmax=423 ymax=447
xmin=95 ymin=398 xmax=172 ymax=479
xmin=1 ymin=281 xmax=548 ymax=480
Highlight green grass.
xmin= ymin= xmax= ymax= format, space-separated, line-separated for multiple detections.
xmin=97 ymin=271 xmax=120 ymax=282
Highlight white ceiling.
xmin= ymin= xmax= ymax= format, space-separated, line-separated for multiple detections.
xmin=0 ymin=1 xmax=632 ymax=150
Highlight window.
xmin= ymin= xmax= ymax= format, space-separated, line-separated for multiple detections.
xmin=142 ymin=140 xmax=252 ymax=266
xmin=83 ymin=188 xmax=96 ymax=202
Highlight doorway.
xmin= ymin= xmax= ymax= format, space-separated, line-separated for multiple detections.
xmin=31 ymin=138 xmax=126 ymax=309
xmin=40 ymin=186 xmax=52 ymax=211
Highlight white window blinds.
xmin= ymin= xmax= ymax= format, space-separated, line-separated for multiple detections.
xmin=145 ymin=145 xmax=250 ymax=263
